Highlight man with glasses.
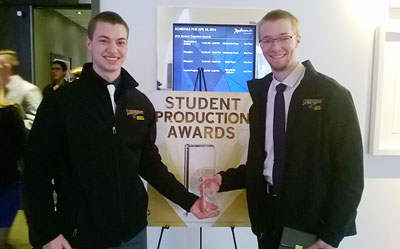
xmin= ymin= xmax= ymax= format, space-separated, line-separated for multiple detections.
xmin=200 ymin=9 xmax=363 ymax=249
xmin=43 ymin=61 xmax=68 ymax=98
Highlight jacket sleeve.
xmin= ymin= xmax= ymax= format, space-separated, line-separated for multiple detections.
xmin=218 ymin=164 xmax=247 ymax=192
xmin=23 ymin=95 xmax=63 ymax=247
xmin=219 ymin=102 xmax=256 ymax=192
xmin=318 ymin=88 xmax=364 ymax=247
xmin=138 ymin=103 xmax=198 ymax=212
xmin=11 ymin=105 xmax=26 ymax=160
xmin=0 ymin=105 xmax=26 ymax=186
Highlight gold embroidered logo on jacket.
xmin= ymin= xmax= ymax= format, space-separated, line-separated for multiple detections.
xmin=126 ymin=109 xmax=145 ymax=120
xmin=302 ymin=99 xmax=323 ymax=111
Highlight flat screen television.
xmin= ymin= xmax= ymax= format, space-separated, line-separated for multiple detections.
xmin=173 ymin=23 xmax=256 ymax=92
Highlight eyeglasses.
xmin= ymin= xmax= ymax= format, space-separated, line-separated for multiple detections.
xmin=259 ymin=34 xmax=297 ymax=47
xmin=51 ymin=67 xmax=63 ymax=71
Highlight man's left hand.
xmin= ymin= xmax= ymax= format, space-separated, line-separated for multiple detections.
xmin=190 ymin=197 xmax=220 ymax=219
xmin=308 ymin=239 xmax=335 ymax=249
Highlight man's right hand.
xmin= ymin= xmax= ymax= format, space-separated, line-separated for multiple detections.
xmin=43 ymin=234 xmax=71 ymax=249
xmin=198 ymin=174 xmax=222 ymax=197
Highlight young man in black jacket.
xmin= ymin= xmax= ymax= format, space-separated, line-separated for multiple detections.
xmin=24 ymin=11 xmax=219 ymax=249
xmin=42 ymin=61 xmax=68 ymax=98
xmin=200 ymin=9 xmax=363 ymax=249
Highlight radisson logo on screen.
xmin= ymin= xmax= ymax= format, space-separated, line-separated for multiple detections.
xmin=233 ymin=28 xmax=253 ymax=34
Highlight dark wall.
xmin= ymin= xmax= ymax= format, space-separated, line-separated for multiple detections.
xmin=0 ymin=6 xmax=33 ymax=82
xmin=34 ymin=8 xmax=91 ymax=89
xmin=0 ymin=0 xmax=92 ymax=83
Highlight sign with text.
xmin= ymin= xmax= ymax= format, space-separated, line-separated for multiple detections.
xmin=148 ymin=91 xmax=252 ymax=227
xmin=173 ymin=23 xmax=256 ymax=92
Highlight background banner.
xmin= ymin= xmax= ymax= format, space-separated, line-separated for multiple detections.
xmin=148 ymin=90 xmax=252 ymax=227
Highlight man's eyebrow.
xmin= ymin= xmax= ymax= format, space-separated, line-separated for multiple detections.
xmin=96 ymin=35 xmax=126 ymax=41
xmin=97 ymin=35 xmax=110 ymax=39
xmin=261 ymin=32 xmax=291 ymax=38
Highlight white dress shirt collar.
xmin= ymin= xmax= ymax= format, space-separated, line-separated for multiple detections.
xmin=271 ymin=62 xmax=305 ymax=90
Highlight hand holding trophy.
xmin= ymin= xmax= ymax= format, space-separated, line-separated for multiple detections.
xmin=190 ymin=197 xmax=220 ymax=219
xmin=199 ymin=173 xmax=222 ymax=197
xmin=191 ymin=171 xmax=222 ymax=219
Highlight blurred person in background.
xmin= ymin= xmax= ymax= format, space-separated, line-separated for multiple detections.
xmin=42 ymin=61 xmax=69 ymax=98
xmin=0 ymin=50 xmax=42 ymax=131
xmin=69 ymin=66 xmax=82 ymax=82
xmin=0 ymin=73 xmax=26 ymax=249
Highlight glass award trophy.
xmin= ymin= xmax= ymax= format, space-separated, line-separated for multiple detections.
xmin=183 ymin=144 xmax=219 ymax=223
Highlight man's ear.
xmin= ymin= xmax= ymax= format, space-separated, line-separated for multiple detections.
xmin=87 ymin=37 xmax=92 ymax=50
xmin=295 ymin=34 xmax=301 ymax=48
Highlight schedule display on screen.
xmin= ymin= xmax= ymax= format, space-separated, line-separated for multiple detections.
xmin=173 ymin=23 xmax=256 ymax=92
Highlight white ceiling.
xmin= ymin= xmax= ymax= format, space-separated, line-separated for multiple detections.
xmin=54 ymin=9 xmax=92 ymax=29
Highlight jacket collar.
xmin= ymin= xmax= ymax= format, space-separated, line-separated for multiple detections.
xmin=247 ymin=60 xmax=317 ymax=104
xmin=80 ymin=63 xmax=139 ymax=90
xmin=247 ymin=60 xmax=318 ymax=99
xmin=75 ymin=63 xmax=140 ymax=124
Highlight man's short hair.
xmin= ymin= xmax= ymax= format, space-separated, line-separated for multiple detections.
xmin=258 ymin=9 xmax=300 ymax=35
xmin=52 ymin=60 xmax=67 ymax=71
xmin=0 ymin=50 xmax=20 ymax=73
xmin=87 ymin=11 xmax=129 ymax=40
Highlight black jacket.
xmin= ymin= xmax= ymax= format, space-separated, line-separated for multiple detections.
xmin=42 ymin=80 xmax=68 ymax=99
xmin=219 ymin=61 xmax=364 ymax=248
xmin=24 ymin=63 xmax=198 ymax=248
xmin=0 ymin=105 xmax=25 ymax=187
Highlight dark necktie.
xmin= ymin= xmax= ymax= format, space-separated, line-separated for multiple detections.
xmin=273 ymin=83 xmax=287 ymax=194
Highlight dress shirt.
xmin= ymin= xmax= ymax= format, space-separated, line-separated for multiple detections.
xmin=263 ymin=62 xmax=306 ymax=184
xmin=105 ymin=75 xmax=121 ymax=116
xmin=5 ymin=75 xmax=42 ymax=130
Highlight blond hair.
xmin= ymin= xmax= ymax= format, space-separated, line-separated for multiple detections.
xmin=0 ymin=50 xmax=20 ymax=74
xmin=0 ymin=86 xmax=14 ymax=108
xmin=70 ymin=66 xmax=83 ymax=76
xmin=0 ymin=51 xmax=19 ymax=108
xmin=258 ymin=9 xmax=300 ymax=35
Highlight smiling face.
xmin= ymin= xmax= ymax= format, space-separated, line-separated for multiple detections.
xmin=87 ymin=21 xmax=128 ymax=82
xmin=259 ymin=18 xmax=301 ymax=80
